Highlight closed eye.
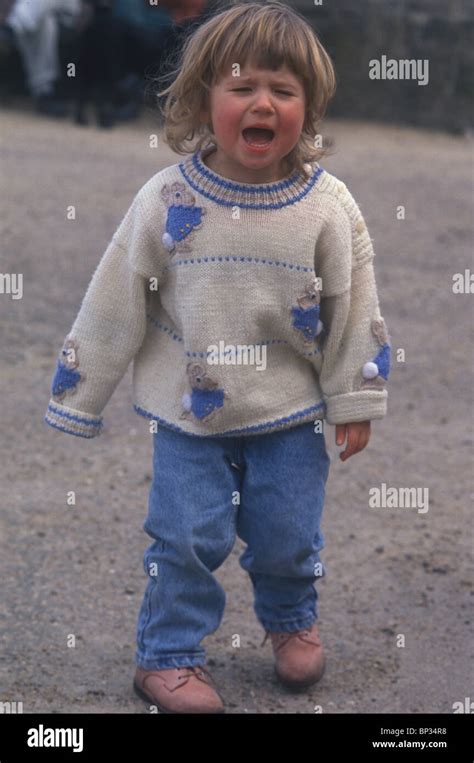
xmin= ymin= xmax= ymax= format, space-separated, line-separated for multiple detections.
xmin=231 ymin=88 xmax=294 ymax=96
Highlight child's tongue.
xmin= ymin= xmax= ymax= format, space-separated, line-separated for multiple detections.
xmin=243 ymin=127 xmax=274 ymax=144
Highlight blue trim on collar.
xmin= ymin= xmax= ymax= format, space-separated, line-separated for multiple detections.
xmin=179 ymin=149 xmax=324 ymax=209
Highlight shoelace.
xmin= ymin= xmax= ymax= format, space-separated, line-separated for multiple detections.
xmin=176 ymin=666 xmax=212 ymax=683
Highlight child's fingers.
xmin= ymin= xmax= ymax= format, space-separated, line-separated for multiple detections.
xmin=335 ymin=424 xmax=346 ymax=446
xmin=340 ymin=425 xmax=371 ymax=460
xmin=339 ymin=426 xmax=360 ymax=460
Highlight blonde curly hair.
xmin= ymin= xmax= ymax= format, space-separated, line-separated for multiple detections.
xmin=153 ymin=1 xmax=337 ymax=178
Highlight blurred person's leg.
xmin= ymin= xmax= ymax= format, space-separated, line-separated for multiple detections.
xmin=73 ymin=4 xmax=123 ymax=128
xmin=14 ymin=23 xmax=59 ymax=98
xmin=88 ymin=6 xmax=120 ymax=127
xmin=6 ymin=0 xmax=80 ymax=104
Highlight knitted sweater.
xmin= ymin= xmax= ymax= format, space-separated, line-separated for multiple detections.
xmin=44 ymin=146 xmax=391 ymax=439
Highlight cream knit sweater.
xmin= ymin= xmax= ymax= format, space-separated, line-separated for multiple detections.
xmin=44 ymin=146 xmax=391 ymax=439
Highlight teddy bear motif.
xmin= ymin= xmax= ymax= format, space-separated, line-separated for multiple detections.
xmin=51 ymin=338 xmax=85 ymax=402
xmin=360 ymin=317 xmax=391 ymax=390
xmin=290 ymin=277 xmax=324 ymax=344
xmin=180 ymin=362 xmax=229 ymax=422
xmin=161 ymin=182 xmax=207 ymax=256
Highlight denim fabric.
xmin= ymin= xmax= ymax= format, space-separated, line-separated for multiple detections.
xmin=135 ymin=421 xmax=331 ymax=670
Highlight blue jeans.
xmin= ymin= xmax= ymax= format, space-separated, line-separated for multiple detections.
xmin=135 ymin=421 xmax=331 ymax=670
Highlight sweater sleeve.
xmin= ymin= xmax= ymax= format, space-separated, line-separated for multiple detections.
xmin=316 ymin=186 xmax=391 ymax=425
xmin=44 ymin=190 xmax=157 ymax=438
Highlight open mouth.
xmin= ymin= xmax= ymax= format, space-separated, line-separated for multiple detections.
xmin=242 ymin=127 xmax=275 ymax=147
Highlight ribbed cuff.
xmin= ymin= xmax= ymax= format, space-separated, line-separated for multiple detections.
xmin=44 ymin=400 xmax=103 ymax=438
xmin=324 ymin=390 xmax=387 ymax=425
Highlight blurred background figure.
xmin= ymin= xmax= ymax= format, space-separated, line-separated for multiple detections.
xmin=73 ymin=0 xmax=121 ymax=128
xmin=0 ymin=0 xmax=213 ymax=126
xmin=0 ymin=0 xmax=81 ymax=116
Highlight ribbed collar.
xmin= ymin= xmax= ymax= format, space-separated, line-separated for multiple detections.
xmin=179 ymin=146 xmax=324 ymax=209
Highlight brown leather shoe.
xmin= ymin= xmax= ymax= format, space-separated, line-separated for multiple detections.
xmin=261 ymin=622 xmax=326 ymax=690
xmin=133 ymin=665 xmax=226 ymax=714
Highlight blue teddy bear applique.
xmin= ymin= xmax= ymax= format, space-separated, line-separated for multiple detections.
xmin=180 ymin=362 xmax=228 ymax=423
xmin=161 ymin=182 xmax=207 ymax=256
xmin=291 ymin=277 xmax=324 ymax=343
xmin=51 ymin=338 xmax=85 ymax=402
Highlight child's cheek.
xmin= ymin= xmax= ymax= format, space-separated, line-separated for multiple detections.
xmin=283 ymin=103 xmax=305 ymax=133
xmin=217 ymin=104 xmax=243 ymax=139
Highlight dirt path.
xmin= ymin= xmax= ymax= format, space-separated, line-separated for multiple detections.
xmin=0 ymin=104 xmax=472 ymax=713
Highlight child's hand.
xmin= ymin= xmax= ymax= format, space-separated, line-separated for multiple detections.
xmin=335 ymin=421 xmax=371 ymax=461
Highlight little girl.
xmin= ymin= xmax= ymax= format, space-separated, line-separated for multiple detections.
xmin=44 ymin=1 xmax=391 ymax=714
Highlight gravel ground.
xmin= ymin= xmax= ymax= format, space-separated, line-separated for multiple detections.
xmin=0 ymin=102 xmax=472 ymax=714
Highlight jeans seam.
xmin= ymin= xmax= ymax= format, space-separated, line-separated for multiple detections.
xmin=137 ymin=582 xmax=152 ymax=654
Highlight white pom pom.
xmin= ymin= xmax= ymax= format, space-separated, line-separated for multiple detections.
xmin=162 ymin=232 xmax=174 ymax=250
xmin=316 ymin=320 xmax=324 ymax=336
xmin=181 ymin=393 xmax=192 ymax=412
xmin=362 ymin=361 xmax=379 ymax=379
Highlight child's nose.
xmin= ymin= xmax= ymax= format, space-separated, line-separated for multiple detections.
xmin=251 ymin=90 xmax=275 ymax=110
